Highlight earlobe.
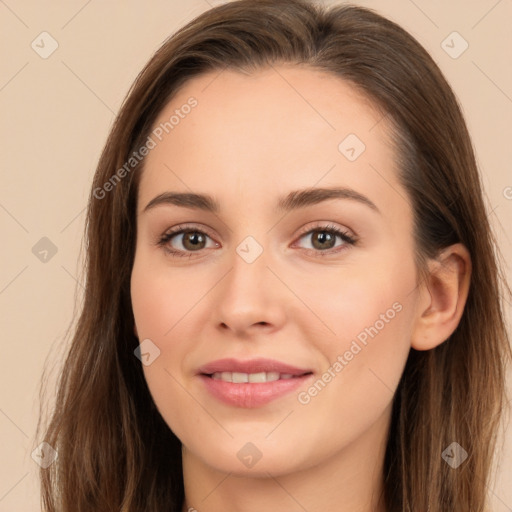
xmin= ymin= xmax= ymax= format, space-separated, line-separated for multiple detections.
xmin=410 ymin=243 xmax=471 ymax=351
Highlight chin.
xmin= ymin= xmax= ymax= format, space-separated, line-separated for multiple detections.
xmin=191 ymin=440 xmax=310 ymax=478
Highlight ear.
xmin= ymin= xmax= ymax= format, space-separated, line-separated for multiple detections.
xmin=133 ymin=322 xmax=139 ymax=339
xmin=411 ymin=243 xmax=471 ymax=351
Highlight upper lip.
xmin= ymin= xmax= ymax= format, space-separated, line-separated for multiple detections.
xmin=197 ymin=358 xmax=313 ymax=376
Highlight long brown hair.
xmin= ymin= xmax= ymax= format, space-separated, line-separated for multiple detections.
xmin=37 ymin=1 xmax=511 ymax=510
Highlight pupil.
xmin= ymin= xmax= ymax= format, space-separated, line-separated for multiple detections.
xmin=314 ymin=231 xmax=334 ymax=250
xmin=184 ymin=232 xmax=204 ymax=250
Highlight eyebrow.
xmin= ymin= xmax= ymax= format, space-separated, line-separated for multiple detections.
xmin=142 ymin=187 xmax=380 ymax=214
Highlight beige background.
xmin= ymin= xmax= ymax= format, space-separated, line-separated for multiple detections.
xmin=1 ymin=0 xmax=511 ymax=510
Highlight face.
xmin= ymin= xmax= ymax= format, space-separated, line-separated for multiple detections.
xmin=130 ymin=65 xmax=421 ymax=476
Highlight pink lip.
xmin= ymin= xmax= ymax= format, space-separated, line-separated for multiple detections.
xmin=197 ymin=357 xmax=312 ymax=376
xmin=196 ymin=358 xmax=314 ymax=408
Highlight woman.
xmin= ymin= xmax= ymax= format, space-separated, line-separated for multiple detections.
xmin=37 ymin=0 xmax=511 ymax=510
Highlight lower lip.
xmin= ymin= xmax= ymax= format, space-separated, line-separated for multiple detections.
xmin=198 ymin=374 xmax=314 ymax=408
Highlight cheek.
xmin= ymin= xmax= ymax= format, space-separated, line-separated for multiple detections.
xmin=293 ymin=288 xmax=412 ymax=448
xmin=290 ymin=258 xmax=412 ymax=347
xmin=294 ymin=257 xmax=415 ymax=411
xmin=130 ymin=256 xmax=205 ymax=402
xmin=130 ymin=257 xmax=196 ymax=339
xmin=131 ymin=262 xmax=195 ymax=434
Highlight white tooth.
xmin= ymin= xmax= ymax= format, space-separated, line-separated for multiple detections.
xmin=248 ymin=372 xmax=267 ymax=383
xmin=232 ymin=372 xmax=249 ymax=383
xmin=220 ymin=372 xmax=233 ymax=382
xmin=214 ymin=371 xmax=291 ymax=383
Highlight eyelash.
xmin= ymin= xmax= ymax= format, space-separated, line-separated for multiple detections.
xmin=156 ymin=223 xmax=358 ymax=259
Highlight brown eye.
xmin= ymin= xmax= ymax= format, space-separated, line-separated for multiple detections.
xmin=295 ymin=224 xmax=357 ymax=255
xmin=309 ymin=231 xmax=337 ymax=250
xmin=179 ymin=231 xmax=208 ymax=251
xmin=157 ymin=225 xmax=218 ymax=257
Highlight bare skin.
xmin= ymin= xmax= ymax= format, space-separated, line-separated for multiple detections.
xmin=130 ymin=64 xmax=471 ymax=512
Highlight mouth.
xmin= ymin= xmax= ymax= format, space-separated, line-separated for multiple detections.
xmin=197 ymin=357 xmax=313 ymax=377
xmin=197 ymin=371 xmax=314 ymax=409
xmin=196 ymin=357 xmax=315 ymax=407
xmin=202 ymin=371 xmax=313 ymax=383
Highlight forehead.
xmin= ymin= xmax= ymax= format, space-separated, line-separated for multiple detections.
xmin=137 ymin=64 xmax=405 ymax=217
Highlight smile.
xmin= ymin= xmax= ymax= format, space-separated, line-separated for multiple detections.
xmin=199 ymin=372 xmax=314 ymax=408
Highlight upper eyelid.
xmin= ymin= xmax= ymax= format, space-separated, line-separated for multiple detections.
xmin=296 ymin=222 xmax=354 ymax=237
xmin=163 ymin=223 xmax=217 ymax=241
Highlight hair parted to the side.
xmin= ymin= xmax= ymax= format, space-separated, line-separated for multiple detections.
xmin=37 ymin=1 xmax=511 ymax=511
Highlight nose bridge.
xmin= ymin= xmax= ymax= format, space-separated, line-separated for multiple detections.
xmin=222 ymin=235 xmax=271 ymax=305
xmin=213 ymin=234 xmax=286 ymax=333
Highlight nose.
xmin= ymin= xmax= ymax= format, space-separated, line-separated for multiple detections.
xmin=213 ymin=242 xmax=288 ymax=338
